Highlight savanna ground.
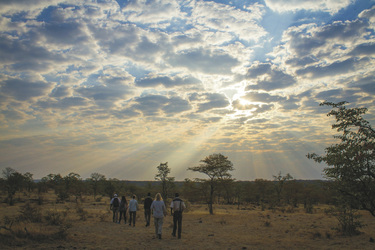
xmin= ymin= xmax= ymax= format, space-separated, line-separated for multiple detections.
xmin=1 ymin=192 xmax=375 ymax=249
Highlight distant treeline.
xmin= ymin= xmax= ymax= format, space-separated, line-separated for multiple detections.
xmin=1 ymin=167 xmax=336 ymax=211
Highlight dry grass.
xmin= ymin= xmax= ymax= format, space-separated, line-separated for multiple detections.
xmin=1 ymin=192 xmax=375 ymax=249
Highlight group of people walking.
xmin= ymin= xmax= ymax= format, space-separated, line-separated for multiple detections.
xmin=110 ymin=192 xmax=186 ymax=239
xmin=110 ymin=194 xmax=138 ymax=226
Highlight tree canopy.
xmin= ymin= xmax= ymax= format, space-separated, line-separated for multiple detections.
xmin=307 ymin=101 xmax=375 ymax=216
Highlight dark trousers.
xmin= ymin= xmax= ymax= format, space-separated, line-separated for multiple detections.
xmin=119 ymin=210 xmax=126 ymax=223
xmin=173 ymin=211 xmax=183 ymax=238
xmin=112 ymin=207 xmax=119 ymax=222
xmin=129 ymin=211 xmax=136 ymax=225
xmin=144 ymin=208 xmax=151 ymax=226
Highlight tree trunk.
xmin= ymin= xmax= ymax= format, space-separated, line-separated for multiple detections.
xmin=209 ymin=182 xmax=214 ymax=215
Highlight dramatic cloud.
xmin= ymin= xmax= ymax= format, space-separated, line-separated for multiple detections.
xmin=136 ymin=75 xmax=201 ymax=88
xmin=264 ymin=0 xmax=353 ymax=14
xmin=37 ymin=96 xmax=89 ymax=109
xmin=191 ymin=1 xmax=267 ymax=42
xmin=189 ymin=92 xmax=230 ymax=113
xmin=1 ymin=78 xmax=53 ymax=101
xmin=245 ymin=63 xmax=296 ymax=90
xmin=0 ymin=0 xmax=374 ymax=181
xmin=167 ymin=48 xmax=240 ymax=74
xmin=131 ymin=94 xmax=191 ymax=116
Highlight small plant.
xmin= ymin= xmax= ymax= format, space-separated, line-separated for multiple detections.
xmin=311 ymin=231 xmax=322 ymax=239
xmin=286 ymin=206 xmax=295 ymax=213
xmin=305 ymin=203 xmax=314 ymax=214
xmin=264 ymin=221 xmax=271 ymax=227
xmin=56 ymin=224 xmax=71 ymax=240
xmin=37 ymin=195 xmax=44 ymax=205
xmin=260 ymin=202 xmax=266 ymax=211
xmin=325 ymin=231 xmax=332 ymax=239
xmin=44 ymin=209 xmax=66 ymax=225
xmin=76 ymin=204 xmax=88 ymax=221
xmin=2 ymin=215 xmax=16 ymax=231
xmin=56 ymin=190 xmax=69 ymax=203
xmin=219 ymin=218 xmax=227 ymax=225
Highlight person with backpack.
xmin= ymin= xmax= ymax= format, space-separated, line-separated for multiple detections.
xmin=119 ymin=196 xmax=128 ymax=224
xmin=170 ymin=193 xmax=186 ymax=239
xmin=110 ymin=194 xmax=121 ymax=223
xmin=128 ymin=195 xmax=138 ymax=227
xmin=144 ymin=192 xmax=153 ymax=227
xmin=150 ymin=193 xmax=167 ymax=239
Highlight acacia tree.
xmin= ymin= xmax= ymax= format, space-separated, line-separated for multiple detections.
xmin=87 ymin=173 xmax=106 ymax=198
xmin=25 ymin=172 xmax=35 ymax=192
xmin=273 ymin=172 xmax=293 ymax=206
xmin=188 ymin=153 xmax=234 ymax=215
xmin=1 ymin=167 xmax=26 ymax=205
xmin=155 ymin=162 xmax=175 ymax=199
xmin=307 ymin=101 xmax=375 ymax=216
xmin=64 ymin=172 xmax=83 ymax=202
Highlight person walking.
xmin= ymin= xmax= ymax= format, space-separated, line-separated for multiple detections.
xmin=128 ymin=195 xmax=138 ymax=227
xmin=150 ymin=193 xmax=167 ymax=239
xmin=170 ymin=193 xmax=186 ymax=239
xmin=110 ymin=194 xmax=121 ymax=223
xmin=144 ymin=192 xmax=153 ymax=227
xmin=119 ymin=196 xmax=128 ymax=224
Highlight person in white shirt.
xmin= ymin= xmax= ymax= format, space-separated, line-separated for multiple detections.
xmin=150 ymin=193 xmax=167 ymax=239
xmin=170 ymin=193 xmax=186 ymax=239
xmin=128 ymin=195 xmax=138 ymax=227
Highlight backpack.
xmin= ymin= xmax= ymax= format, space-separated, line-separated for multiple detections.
xmin=113 ymin=197 xmax=119 ymax=207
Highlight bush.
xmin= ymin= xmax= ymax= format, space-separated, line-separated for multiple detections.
xmin=264 ymin=221 xmax=271 ymax=227
xmin=56 ymin=190 xmax=69 ymax=202
xmin=19 ymin=202 xmax=42 ymax=223
xmin=56 ymin=224 xmax=71 ymax=240
xmin=2 ymin=215 xmax=17 ymax=231
xmin=311 ymin=231 xmax=322 ymax=239
xmin=44 ymin=210 xmax=66 ymax=226
xmin=305 ymin=202 xmax=314 ymax=214
xmin=76 ymin=204 xmax=88 ymax=221
xmin=325 ymin=205 xmax=364 ymax=236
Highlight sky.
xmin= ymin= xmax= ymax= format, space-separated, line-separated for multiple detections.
xmin=0 ymin=0 xmax=374 ymax=181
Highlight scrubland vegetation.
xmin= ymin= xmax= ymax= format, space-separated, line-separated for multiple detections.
xmin=0 ymin=176 xmax=375 ymax=249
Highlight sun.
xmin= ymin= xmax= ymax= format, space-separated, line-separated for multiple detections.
xmin=221 ymin=81 xmax=258 ymax=115
xmin=238 ymin=98 xmax=252 ymax=106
